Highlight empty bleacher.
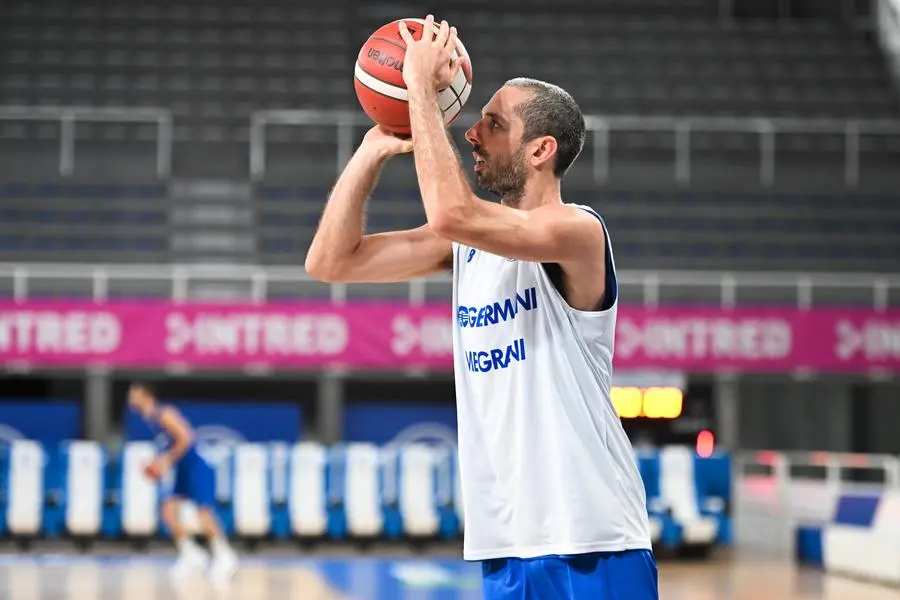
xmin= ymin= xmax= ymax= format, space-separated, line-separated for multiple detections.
xmin=2 ymin=0 xmax=897 ymax=182
xmin=1 ymin=182 xmax=897 ymax=273
xmin=0 ymin=182 xmax=169 ymax=264
xmin=0 ymin=0 xmax=898 ymax=273
xmin=257 ymin=188 xmax=900 ymax=272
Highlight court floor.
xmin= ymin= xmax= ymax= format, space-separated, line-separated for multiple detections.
xmin=0 ymin=552 xmax=897 ymax=600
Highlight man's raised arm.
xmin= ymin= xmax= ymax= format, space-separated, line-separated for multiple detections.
xmin=304 ymin=126 xmax=452 ymax=283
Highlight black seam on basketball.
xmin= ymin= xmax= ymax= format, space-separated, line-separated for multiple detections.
xmin=457 ymin=81 xmax=470 ymax=103
xmin=445 ymin=82 xmax=462 ymax=104
xmin=371 ymin=36 xmax=406 ymax=52
xmin=459 ymin=82 xmax=471 ymax=104
xmin=444 ymin=98 xmax=462 ymax=119
xmin=355 ymin=75 xmax=407 ymax=104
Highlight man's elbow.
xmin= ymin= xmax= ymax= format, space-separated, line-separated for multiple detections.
xmin=304 ymin=255 xmax=344 ymax=283
xmin=181 ymin=434 xmax=195 ymax=450
xmin=428 ymin=206 xmax=467 ymax=240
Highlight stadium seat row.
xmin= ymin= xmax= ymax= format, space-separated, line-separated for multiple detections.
xmin=0 ymin=440 xmax=731 ymax=551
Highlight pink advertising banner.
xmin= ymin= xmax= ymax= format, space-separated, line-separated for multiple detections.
xmin=0 ymin=301 xmax=897 ymax=372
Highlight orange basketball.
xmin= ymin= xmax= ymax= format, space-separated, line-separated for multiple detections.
xmin=354 ymin=18 xmax=473 ymax=136
xmin=143 ymin=462 xmax=162 ymax=481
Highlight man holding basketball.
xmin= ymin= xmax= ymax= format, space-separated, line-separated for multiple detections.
xmin=306 ymin=14 xmax=658 ymax=600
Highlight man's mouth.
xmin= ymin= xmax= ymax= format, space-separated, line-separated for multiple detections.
xmin=473 ymin=152 xmax=486 ymax=171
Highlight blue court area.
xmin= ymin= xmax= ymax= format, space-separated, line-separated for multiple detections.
xmin=0 ymin=553 xmax=484 ymax=600
xmin=315 ymin=557 xmax=483 ymax=599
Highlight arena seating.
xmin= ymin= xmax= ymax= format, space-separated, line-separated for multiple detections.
xmin=119 ymin=441 xmax=158 ymax=539
xmin=61 ymin=441 xmax=107 ymax=539
xmin=0 ymin=181 xmax=897 ymax=272
xmin=0 ymin=182 xmax=169 ymax=264
xmin=2 ymin=0 xmax=898 ymax=185
xmin=0 ymin=439 xmax=731 ymax=552
xmin=289 ymin=442 xmax=329 ymax=539
xmin=258 ymin=188 xmax=900 ymax=272
xmin=2 ymin=0 xmax=895 ymax=180
xmin=1 ymin=0 xmax=899 ymax=272
xmin=3 ymin=440 xmax=44 ymax=539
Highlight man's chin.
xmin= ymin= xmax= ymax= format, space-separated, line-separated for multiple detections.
xmin=475 ymin=174 xmax=496 ymax=195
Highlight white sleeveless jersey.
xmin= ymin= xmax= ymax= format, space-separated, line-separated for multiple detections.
xmin=450 ymin=205 xmax=651 ymax=561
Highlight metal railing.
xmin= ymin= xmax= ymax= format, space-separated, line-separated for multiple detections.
xmin=249 ymin=109 xmax=900 ymax=187
xmin=0 ymin=262 xmax=897 ymax=308
xmin=2 ymin=105 xmax=896 ymax=188
xmin=734 ymin=449 xmax=900 ymax=554
xmin=0 ymin=105 xmax=173 ymax=178
xmin=737 ymin=449 xmax=900 ymax=489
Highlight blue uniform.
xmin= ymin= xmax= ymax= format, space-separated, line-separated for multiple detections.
xmin=481 ymin=550 xmax=658 ymax=600
xmin=146 ymin=407 xmax=216 ymax=508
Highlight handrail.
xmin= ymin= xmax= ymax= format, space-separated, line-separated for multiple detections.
xmin=0 ymin=262 xmax=896 ymax=308
xmin=737 ymin=450 xmax=900 ymax=488
xmin=0 ymin=105 xmax=173 ymax=179
xmin=1 ymin=104 xmax=895 ymax=189
xmin=249 ymin=109 xmax=900 ymax=187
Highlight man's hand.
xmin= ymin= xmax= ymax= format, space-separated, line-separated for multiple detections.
xmin=398 ymin=15 xmax=462 ymax=92
xmin=144 ymin=455 xmax=171 ymax=481
xmin=362 ymin=125 xmax=413 ymax=158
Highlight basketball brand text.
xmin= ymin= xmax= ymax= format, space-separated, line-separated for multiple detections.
xmin=366 ymin=48 xmax=403 ymax=71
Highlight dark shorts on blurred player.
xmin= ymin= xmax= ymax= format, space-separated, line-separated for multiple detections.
xmin=168 ymin=453 xmax=216 ymax=508
xmin=481 ymin=549 xmax=658 ymax=600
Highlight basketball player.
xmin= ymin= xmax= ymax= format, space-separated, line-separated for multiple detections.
xmin=127 ymin=382 xmax=238 ymax=584
xmin=306 ymin=15 xmax=658 ymax=599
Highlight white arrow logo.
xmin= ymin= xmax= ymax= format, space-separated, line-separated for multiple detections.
xmin=390 ymin=315 xmax=418 ymax=357
xmin=165 ymin=313 xmax=193 ymax=354
xmin=835 ymin=320 xmax=862 ymax=360
xmin=616 ymin=319 xmax=644 ymax=357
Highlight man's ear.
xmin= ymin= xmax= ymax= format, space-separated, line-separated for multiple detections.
xmin=529 ymin=136 xmax=558 ymax=170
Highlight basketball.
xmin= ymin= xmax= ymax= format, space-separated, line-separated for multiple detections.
xmin=354 ymin=18 xmax=473 ymax=136
xmin=143 ymin=462 xmax=162 ymax=481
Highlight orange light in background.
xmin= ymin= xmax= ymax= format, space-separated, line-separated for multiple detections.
xmin=696 ymin=430 xmax=715 ymax=457
xmin=611 ymin=386 xmax=643 ymax=418
xmin=611 ymin=386 xmax=684 ymax=419
xmin=642 ymin=387 xmax=683 ymax=419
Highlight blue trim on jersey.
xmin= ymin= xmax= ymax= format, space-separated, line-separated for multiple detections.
xmin=575 ymin=206 xmax=618 ymax=311
xmin=482 ymin=549 xmax=658 ymax=600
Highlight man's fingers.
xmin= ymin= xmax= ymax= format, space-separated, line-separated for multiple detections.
xmin=449 ymin=57 xmax=462 ymax=82
xmin=398 ymin=21 xmax=414 ymax=44
xmin=435 ymin=19 xmax=450 ymax=47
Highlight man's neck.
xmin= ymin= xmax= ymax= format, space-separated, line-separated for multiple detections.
xmin=500 ymin=178 xmax=562 ymax=211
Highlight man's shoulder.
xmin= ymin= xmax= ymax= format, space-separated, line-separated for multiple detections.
xmin=562 ymin=202 xmax=603 ymax=222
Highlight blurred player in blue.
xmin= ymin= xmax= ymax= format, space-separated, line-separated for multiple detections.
xmin=128 ymin=382 xmax=238 ymax=583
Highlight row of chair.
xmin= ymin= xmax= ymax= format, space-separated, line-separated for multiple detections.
xmin=0 ymin=440 xmax=730 ymax=551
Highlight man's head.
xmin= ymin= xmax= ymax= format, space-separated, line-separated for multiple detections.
xmin=127 ymin=381 xmax=158 ymax=419
xmin=465 ymin=78 xmax=585 ymax=202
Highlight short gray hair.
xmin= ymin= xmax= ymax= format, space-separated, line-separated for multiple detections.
xmin=505 ymin=77 xmax=586 ymax=178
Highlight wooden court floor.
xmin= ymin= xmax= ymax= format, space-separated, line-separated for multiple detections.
xmin=0 ymin=552 xmax=897 ymax=600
